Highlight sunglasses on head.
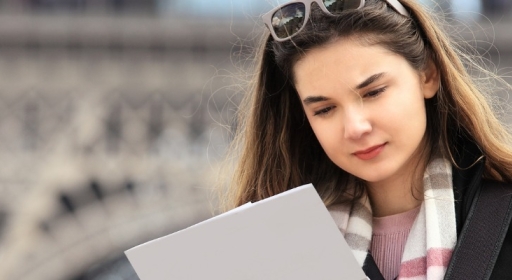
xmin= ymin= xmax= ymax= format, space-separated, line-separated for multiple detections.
xmin=262 ymin=0 xmax=410 ymax=42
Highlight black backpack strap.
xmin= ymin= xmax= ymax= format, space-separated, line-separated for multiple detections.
xmin=362 ymin=253 xmax=385 ymax=280
xmin=444 ymin=180 xmax=512 ymax=280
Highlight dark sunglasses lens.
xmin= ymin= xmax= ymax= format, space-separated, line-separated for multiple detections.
xmin=323 ymin=0 xmax=361 ymax=13
xmin=271 ymin=3 xmax=306 ymax=39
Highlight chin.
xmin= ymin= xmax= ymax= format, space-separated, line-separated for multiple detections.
xmin=353 ymin=168 xmax=394 ymax=184
xmin=358 ymin=175 xmax=387 ymax=184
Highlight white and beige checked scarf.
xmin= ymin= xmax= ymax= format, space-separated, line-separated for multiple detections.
xmin=329 ymin=157 xmax=456 ymax=279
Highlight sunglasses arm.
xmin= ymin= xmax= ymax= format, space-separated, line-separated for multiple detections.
xmin=385 ymin=0 xmax=410 ymax=17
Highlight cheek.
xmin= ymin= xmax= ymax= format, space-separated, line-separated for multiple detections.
xmin=306 ymin=116 xmax=332 ymax=141
xmin=383 ymin=86 xmax=428 ymax=123
xmin=384 ymin=95 xmax=428 ymax=143
xmin=307 ymin=119 xmax=347 ymax=160
xmin=309 ymin=121 xmax=336 ymax=147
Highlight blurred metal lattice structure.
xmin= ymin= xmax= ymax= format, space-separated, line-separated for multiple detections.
xmin=0 ymin=12 xmax=251 ymax=280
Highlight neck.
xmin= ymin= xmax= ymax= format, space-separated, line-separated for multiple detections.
xmin=366 ymin=178 xmax=423 ymax=217
xmin=366 ymin=159 xmax=426 ymax=218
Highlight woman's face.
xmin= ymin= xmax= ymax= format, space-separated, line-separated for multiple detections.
xmin=293 ymin=38 xmax=439 ymax=189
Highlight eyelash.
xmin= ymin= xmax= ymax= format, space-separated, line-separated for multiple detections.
xmin=313 ymin=106 xmax=334 ymax=116
xmin=364 ymin=86 xmax=387 ymax=98
xmin=312 ymin=87 xmax=387 ymax=116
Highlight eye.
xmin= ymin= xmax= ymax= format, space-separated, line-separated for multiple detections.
xmin=313 ymin=106 xmax=335 ymax=116
xmin=363 ymin=87 xmax=387 ymax=98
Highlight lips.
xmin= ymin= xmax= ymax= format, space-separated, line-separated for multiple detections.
xmin=353 ymin=143 xmax=386 ymax=160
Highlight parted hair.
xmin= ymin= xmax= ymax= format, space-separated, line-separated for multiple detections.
xmin=221 ymin=0 xmax=512 ymax=210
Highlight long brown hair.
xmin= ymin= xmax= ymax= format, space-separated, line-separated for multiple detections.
xmin=221 ymin=0 xmax=512 ymax=210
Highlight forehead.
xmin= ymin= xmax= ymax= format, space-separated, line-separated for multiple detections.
xmin=292 ymin=38 xmax=405 ymax=89
xmin=294 ymin=38 xmax=394 ymax=71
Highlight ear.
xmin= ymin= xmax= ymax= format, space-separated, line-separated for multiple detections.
xmin=421 ymin=60 xmax=440 ymax=99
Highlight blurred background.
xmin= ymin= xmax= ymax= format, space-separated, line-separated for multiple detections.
xmin=0 ymin=0 xmax=509 ymax=279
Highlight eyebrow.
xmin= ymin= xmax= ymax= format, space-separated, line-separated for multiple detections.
xmin=356 ymin=72 xmax=386 ymax=89
xmin=302 ymin=72 xmax=387 ymax=105
xmin=302 ymin=95 xmax=329 ymax=106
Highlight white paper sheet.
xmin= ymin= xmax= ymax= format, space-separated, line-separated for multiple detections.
xmin=125 ymin=184 xmax=367 ymax=280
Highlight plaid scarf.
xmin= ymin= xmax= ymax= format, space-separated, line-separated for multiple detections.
xmin=328 ymin=157 xmax=456 ymax=279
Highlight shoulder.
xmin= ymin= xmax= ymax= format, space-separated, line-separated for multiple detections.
xmin=490 ymin=188 xmax=512 ymax=279
xmin=449 ymin=177 xmax=512 ymax=279
xmin=491 ymin=223 xmax=512 ymax=279
xmin=470 ymin=179 xmax=512 ymax=279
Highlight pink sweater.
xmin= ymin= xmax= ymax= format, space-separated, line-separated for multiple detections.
xmin=371 ymin=206 xmax=421 ymax=280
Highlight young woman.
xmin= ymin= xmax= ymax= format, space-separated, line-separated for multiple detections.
xmin=223 ymin=0 xmax=512 ymax=279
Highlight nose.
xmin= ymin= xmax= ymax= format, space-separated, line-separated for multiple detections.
xmin=343 ymin=106 xmax=372 ymax=139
